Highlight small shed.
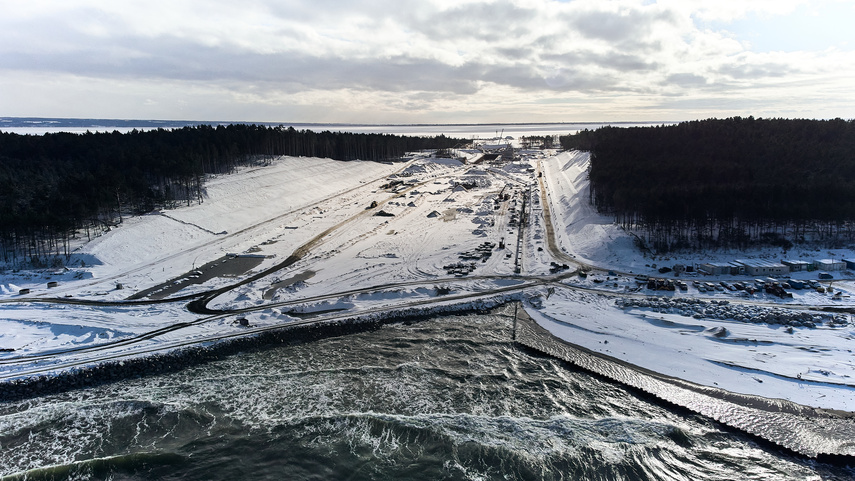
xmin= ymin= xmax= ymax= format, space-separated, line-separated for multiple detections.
xmin=47 ymin=281 xmax=58 ymax=288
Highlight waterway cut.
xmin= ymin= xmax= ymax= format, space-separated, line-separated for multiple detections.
xmin=1 ymin=307 xmax=851 ymax=480
xmin=515 ymin=306 xmax=855 ymax=459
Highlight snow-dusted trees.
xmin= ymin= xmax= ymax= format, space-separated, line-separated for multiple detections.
xmin=0 ymin=125 xmax=461 ymax=265
xmin=560 ymin=118 xmax=855 ymax=251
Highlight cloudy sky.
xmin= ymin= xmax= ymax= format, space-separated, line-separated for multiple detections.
xmin=1 ymin=0 xmax=853 ymax=123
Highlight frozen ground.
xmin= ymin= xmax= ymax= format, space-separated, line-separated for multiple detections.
xmin=535 ymin=151 xmax=855 ymax=411
xmin=1 ymin=149 xmax=853 ymax=415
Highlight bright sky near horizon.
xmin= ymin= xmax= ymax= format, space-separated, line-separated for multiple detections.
xmin=1 ymin=0 xmax=853 ymax=123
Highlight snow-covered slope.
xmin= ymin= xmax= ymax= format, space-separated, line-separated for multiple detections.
xmin=83 ymin=156 xmax=402 ymax=289
xmin=535 ymin=151 xmax=855 ymax=411
xmin=540 ymin=150 xmax=637 ymax=267
xmin=1 ymin=150 xmax=853 ymax=417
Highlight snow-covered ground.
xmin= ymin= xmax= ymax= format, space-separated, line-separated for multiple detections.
xmin=1 ymin=149 xmax=853 ymax=415
xmin=0 ymin=152 xmax=537 ymax=375
xmin=536 ymin=151 xmax=855 ymax=411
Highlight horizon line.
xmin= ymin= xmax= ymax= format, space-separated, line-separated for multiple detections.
xmin=0 ymin=116 xmax=686 ymax=127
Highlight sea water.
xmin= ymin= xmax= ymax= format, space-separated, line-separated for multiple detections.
xmin=1 ymin=310 xmax=850 ymax=480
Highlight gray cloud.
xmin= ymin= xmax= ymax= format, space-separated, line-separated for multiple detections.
xmin=717 ymin=61 xmax=799 ymax=79
xmin=6 ymin=45 xmax=483 ymax=95
xmin=0 ymin=1 xmax=687 ymax=97
xmin=410 ymin=2 xmax=539 ymax=41
xmin=1 ymin=25 xmax=649 ymax=96
xmin=664 ymin=73 xmax=709 ymax=88
xmin=542 ymin=67 xmax=616 ymax=91
xmin=569 ymin=7 xmax=679 ymax=43
xmin=0 ymin=0 xmax=850 ymax=122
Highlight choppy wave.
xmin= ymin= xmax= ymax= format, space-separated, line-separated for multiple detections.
xmin=1 ymin=310 xmax=852 ymax=480
xmin=514 ymin=309 xmax=855 ymax=458
xmin=1 ymin=453 xmax=185 ymax=481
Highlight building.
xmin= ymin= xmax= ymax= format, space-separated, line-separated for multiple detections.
xmin=699 ymin=262 xmax=736 ymax=275
xmin=781 ymin=260 xmax=811 ymax=272
xmin=814 ymin=259 xmax=845 ymax=271
xmin=733 ymin=259 xmax=789 ymax=276
xmin=844 ymin=259 xmax=855 ymax=270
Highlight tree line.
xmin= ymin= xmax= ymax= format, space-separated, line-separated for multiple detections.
xmin=0 ymin=124 xmax=462 ymax=265
xmin=559 ymin=117 xmax=855 ymax=251
xmin=519 ymin=135 xmax=555 ymax=149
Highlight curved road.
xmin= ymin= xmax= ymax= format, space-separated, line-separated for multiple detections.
xmin=0 ymin=153 xmax=847 ymax=381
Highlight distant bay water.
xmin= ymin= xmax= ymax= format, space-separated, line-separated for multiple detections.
xmin=0 ymin=117 xmax=672 ymax=138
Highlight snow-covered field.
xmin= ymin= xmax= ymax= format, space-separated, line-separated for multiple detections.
xmin=1 ymin=149 xmax=853 ymax=416
xmin=536 ymin=151 xmax=855 ymax=411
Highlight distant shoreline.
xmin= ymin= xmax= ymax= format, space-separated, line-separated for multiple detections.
xmin=0 ymin=117 xmax=674 ymax=137
xmin=0 ymin=116 xmax=676 ymax=127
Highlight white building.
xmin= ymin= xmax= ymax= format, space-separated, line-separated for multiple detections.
xmin=781 ymin=260 xmax=811 ymax=272
xmin=814 ymin=259 xmax=845 ymax=271
xmin=733 ymin=259 xmax=789 ymax=276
